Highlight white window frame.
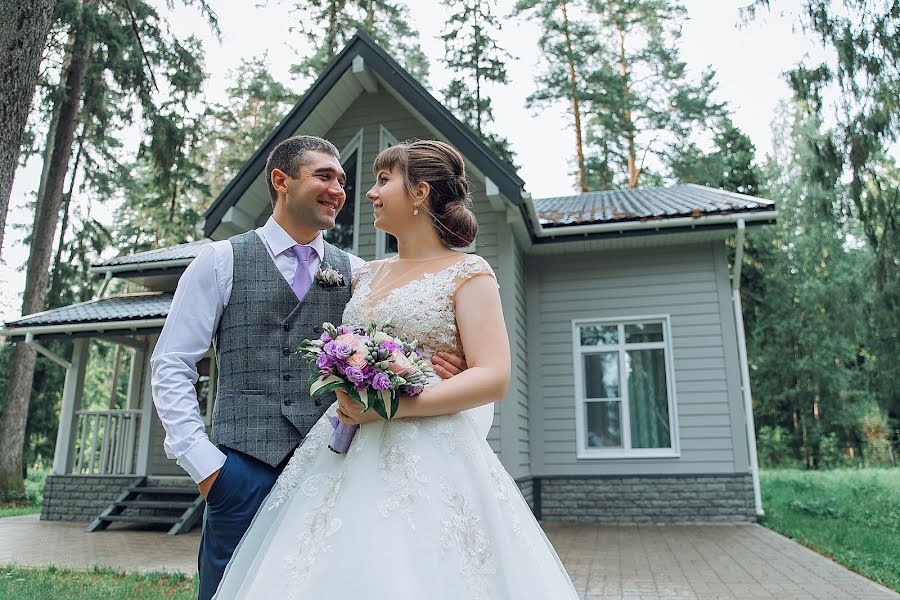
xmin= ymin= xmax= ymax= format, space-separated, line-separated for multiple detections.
xmin=572 ymin=315 xmax=680 ymax=459
xmin=331 ymin=128 xmax=363 ymax=256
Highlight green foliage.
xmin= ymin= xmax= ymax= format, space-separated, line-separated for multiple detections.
xmin=441 ymin=0 xmax=518 ymax=167
xmin=760 ymin=469 xmax=900 ymax=592
xmin=669 ymin=117 xmax=760 ymax=196
xmin=288 ymin=0 xmax=429 ymax=83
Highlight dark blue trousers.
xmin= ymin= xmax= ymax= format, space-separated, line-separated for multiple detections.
xmin=198 ymin=446 xmax=289 ymax=600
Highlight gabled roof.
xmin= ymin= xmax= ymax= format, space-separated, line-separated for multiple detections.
xmin=5 ymin=293 xmax=172 ymax=328
xmin=533 ymin=184 xmax=775 ymax=228
xmin=202 ymin=30 xmax=525 ymax=238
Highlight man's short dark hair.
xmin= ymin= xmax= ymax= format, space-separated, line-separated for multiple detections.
xmin=265 ymin=135 xmax=340 ymax=206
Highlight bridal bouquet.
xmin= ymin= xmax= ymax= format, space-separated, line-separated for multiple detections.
xmin=297 ymin=321 xmax=434 ymax=453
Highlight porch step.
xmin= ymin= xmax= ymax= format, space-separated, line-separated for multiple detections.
xmin=132 ymin=486 xmax=198 ymax=495
xmin=99 ymin=514 xmax=181 ymax=525
xmin=86 ymin=477 xmax=205 ymax=535
xmin=115 ymin=500 xmax=196 ymax=509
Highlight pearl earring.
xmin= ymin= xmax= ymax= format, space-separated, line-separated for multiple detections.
xmin=413 ymin=206 xmax=420 ymax=215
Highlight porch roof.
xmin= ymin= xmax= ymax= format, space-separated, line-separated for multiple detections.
xmin=532 ymin=184 xmax=775 ymax=228
xmin=1 ymin=293 xmax=172 ymax=340
xmin=92 ymin=239 xmax=211 ymax=271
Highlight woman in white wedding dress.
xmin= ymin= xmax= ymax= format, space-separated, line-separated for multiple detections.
xmin=214 ymin=140 xmax=580 ymax=599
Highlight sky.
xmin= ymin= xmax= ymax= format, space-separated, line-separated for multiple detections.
xmin=0 ymin=0 xmax=829 ymax=321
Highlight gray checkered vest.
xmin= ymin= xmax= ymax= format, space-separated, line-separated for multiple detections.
xmin=211 ymin=231 xmax=352 ymax=467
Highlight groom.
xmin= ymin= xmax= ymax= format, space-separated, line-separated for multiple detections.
xmin=150 ymin=135 xmax=465 ymax=600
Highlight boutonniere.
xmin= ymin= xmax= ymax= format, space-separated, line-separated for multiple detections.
xmin=314 ymin=263 xmax=345 ymax=287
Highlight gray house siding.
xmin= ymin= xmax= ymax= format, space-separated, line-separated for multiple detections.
xmin=529 ymin=241 xmax=749 ymax=477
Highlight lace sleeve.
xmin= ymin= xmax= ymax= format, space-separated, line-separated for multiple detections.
xmin=451 ymin=255 xmax=498 ymax=298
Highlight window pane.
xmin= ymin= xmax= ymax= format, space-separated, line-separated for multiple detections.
xmin=627 ymin=349 xmax=671 ymax=448
xmin=386 ymin=233 xmax=398 ymax=254
xmin=625 ymin=322 xmax=664 ymax=343
xmin=586 ymin=401 xmax=622 ymax=448
xmin=583 ymin=352 xmax=619 ymax=399
xmin=323 ymin=150 xmax=356 ymax=253
xmin=580 ymin=325 xmax=618 ymax=346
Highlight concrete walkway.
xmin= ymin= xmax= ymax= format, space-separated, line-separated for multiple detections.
xmin=1 ymin=515 xmax=896 ymax=599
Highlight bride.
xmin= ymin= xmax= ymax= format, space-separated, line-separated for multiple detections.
xmin=213 ymin=140 xmax=580 ymax=599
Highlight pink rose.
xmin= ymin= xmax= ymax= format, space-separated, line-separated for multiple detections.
xmin=346 ymin=351 xmax=368 ymax=369
xmin=388 ymin=349 xmax=415 ymax=377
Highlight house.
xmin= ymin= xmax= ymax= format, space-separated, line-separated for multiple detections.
xmin=1 ymin=31 xmax=775 ymax=531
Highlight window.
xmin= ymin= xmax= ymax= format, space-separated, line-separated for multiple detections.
xmin=572 ymin=317 xmax=679 ymax=458
xmin=376 ymin=126 xmax=399 ymax=258
xmin=323 ymin=129 xmax=362 ymax=254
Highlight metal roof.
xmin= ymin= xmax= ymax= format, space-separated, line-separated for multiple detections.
xmin=4 ymin=293 xmax=173 ymax=328
xmin=93 ymin=239 xmax=211 ymax=268
xmin=532 ymin=184 xmax=774 ymax=228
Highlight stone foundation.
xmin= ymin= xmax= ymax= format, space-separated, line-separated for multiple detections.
xmin=41 ymin=475 xmax=143 ymax=522
xmin=532 ymin=474 xmax=757 ymax=523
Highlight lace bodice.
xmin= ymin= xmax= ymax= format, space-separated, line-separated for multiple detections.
xmin=342 ymin=254 xmax=497 ymax=358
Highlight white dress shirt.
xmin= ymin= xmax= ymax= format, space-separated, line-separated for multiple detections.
xmin=150 ymin=216 xmax=365 ymax=483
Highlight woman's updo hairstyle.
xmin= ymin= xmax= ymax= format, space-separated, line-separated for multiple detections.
xmin=373 ymin=139 xmax=477 ymax=248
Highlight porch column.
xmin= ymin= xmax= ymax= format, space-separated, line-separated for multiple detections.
xmin=52 ymin=338 xmax=88 ymax=475
xmin=125 ymin=347 xmax=145 ymax=410
xmin=135 ymin=335 xmax=156 ymax=476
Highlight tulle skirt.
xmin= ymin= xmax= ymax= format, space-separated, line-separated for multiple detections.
xmin=213 ymin=401 xmax=579 ymax=599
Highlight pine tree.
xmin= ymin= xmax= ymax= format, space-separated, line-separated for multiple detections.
xmin=516 ymin=0 xmax=594 ymax=190
xmin=581 ymin=0 xmax=725 ymax=189
xmin=0 ymin=1 xmax=57 ymax=259
xmin=289 ymin=0 xmax=429 ymax=83
xmin=0 ymin=0 xmax=216 ymax=496
xmin=669 ymin=117 xmax=760 ymax=196
xmin=442 ymin=0 xmax=517 ymax=166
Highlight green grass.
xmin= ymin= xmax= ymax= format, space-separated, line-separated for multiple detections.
xmin=0 ymin=505 xmax=41 ymax=518
xmin=760 ymin=468 xmax=900 ymax=593
xmin=0 ymin=565 xmax=198 ymax=599
xmin=0 ymin=464 xmax=49 ymax=519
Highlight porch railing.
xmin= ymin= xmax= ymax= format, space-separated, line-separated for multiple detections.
xmin=72 ymin=409 xmax=142 ymax=475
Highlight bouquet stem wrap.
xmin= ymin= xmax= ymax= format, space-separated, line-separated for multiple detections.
xmin=327 ymin=416 xmax=358 ymax=454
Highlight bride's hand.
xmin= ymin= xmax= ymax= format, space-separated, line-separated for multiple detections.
xmin=432 ymin=351 xmax=467 ymax=379
xmin=335 ymin=388 xmax=382 ymax=426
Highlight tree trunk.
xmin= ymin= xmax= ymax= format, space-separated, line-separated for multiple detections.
xmin=0 ymin=0 xmax=95 ymax=495
xmin=0 ymin=0 xmax=57 ymax=258
xmin=47 ymin=131 xmax=83 ymax=305
xmin=560 ymin=1 xmax=587 ymax=192
xmin=616 ymin=25 xmax=638 ymax=188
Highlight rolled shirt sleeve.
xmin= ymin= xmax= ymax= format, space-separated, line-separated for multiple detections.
xmin=150 ymin=243 xmax=228 ymax=483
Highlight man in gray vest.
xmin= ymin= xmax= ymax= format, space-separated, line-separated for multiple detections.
xmin=151 ymin=135 xmax=463 ymax=600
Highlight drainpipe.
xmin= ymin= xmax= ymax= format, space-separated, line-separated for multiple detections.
xmin=95 ymin=269 xmax=113 ymax=300
xmin=732 ymin=219 xmax=764 ymax=516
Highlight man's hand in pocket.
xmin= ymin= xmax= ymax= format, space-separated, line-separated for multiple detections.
xmin=198 ymin=468 xmax=222 ymax=500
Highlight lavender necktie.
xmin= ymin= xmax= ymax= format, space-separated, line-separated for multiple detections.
xmin=291 ymin=244 xmax=315 ymax=301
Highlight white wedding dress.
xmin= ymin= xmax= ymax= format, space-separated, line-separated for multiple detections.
xmin=214 ymin=254 xmax=580 ymax=599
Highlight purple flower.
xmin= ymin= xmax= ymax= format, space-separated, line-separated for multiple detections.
xmin=371 ymin=372 xmax=391 ymax=391
xmin=379 ymin=340 xmax=399 ymax=354
xmin=323 ymin=341 xmax=337 ymax=356
xmin=345 ymin=366 xmax=366 ymax=385
xmin=320 ymin=331 xmax=332 ymax=342
xmin=316 ymin=353 xmax=334 ymax=370
xmin=337 ymin=325 xmax=354 ymax=336
xmin=333 ymin=342 xmax=353 ymax=359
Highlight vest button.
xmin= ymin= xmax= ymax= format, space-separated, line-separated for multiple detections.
xmin=283 ymin=324 xmax=291 ymax=331
xmin=283 ymin=399 xmax=292 ymax=406
xmin=282 ymin=347 xmax=291 ymax=357
xmin=314 ymin=399 xmax=322 ymax=407
xmin=282 ymin=373 xmax=291 ymax=381
xmin=313 ymin=325 xmax=321 ymax=333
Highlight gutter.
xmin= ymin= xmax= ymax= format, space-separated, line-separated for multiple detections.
xmin=1 ymin=318 xmax=168 ymax=339
xmin=524 ymin=196 xmax=777 ymax=238
xmin=731 ymin=219 xmax=764 ymax=517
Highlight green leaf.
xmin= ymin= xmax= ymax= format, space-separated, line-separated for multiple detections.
xmin=310 ymin=374 xmax=344 ymax=397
